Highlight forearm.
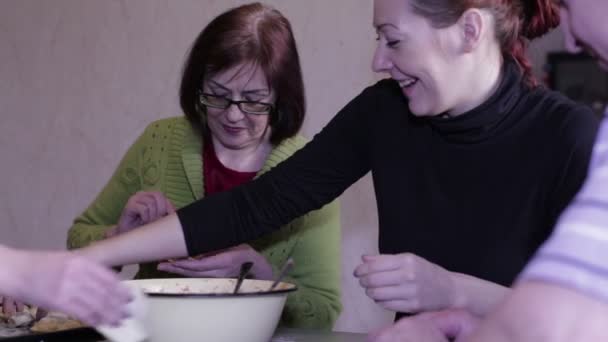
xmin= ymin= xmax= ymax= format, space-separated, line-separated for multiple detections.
xmin=450 ymin=272 xmax=510 ymax=317
xmin=78 ymin=214 xmax=188 ymax=267
xmin=467 ymin=281 xmax=608 ymax=342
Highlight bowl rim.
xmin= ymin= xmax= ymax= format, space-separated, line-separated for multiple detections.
xmin=126 ymin=278 xmax=298 ymax=298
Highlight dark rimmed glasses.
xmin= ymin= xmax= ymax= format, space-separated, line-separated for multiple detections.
xmin=198 ymin=91 xmax=274 ymax=115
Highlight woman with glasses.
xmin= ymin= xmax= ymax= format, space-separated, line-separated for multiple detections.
xmin=64 ymin=3 xmax=341 ymax=329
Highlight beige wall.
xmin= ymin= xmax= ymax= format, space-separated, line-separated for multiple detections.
xmin=0 ymin=0 xmax=564 ymax=333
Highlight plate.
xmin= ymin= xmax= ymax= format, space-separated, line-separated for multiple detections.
xmin=0 ymin=327 xmax=103 ymax=341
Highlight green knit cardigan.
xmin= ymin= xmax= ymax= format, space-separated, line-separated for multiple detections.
xmin=67 ymin=117 xmax=342 ymax=329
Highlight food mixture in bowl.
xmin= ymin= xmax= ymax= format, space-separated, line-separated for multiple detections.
xmin=131 ymin=278 xmax=296 ymax=296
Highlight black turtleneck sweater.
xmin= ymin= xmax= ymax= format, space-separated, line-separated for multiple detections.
xmin=179 ymin=62 xmax=598 ymax=307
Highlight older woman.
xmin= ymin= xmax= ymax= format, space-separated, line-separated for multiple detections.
xmin=65 ymin=3 xmax=341 ymax=329
xmin=80 ymin=0 xmax=598 ymax=323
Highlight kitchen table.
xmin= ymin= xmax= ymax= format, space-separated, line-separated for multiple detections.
xmin=0 ymin=327 xmax=368 ymax=342
xmin=272 ymin=328 xmax=367 ymax=342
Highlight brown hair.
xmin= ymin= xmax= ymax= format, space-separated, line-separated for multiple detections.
xmin=180 ymin=3 xmax=305 ymax=145
xmin=410 ymin=0 xmax=560 ymax=86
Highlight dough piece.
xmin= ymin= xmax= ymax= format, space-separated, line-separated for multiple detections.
xmin=30 ymin=312 xmax=84 ymax=333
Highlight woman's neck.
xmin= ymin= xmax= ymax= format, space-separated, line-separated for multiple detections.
xmin=449 ymin=54 xmax=504 ymax=116
xmin=211 ymin=138 xmax=273 ymax=172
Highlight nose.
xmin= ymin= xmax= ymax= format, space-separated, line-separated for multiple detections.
xmin=225 ymin=103 xmax=246 ymax=122
xmin=372 ymin=44 xmax=392 ymax=73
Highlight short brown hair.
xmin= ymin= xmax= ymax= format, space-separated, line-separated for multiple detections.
xmin=410 ymin=0 xmax=560 ymax=86
xmin=180 ymin=3 xmax=305 ymax=145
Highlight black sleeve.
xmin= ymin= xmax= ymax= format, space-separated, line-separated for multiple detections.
xmin=544 ymin=104 xmax=600 ymax=231
xmin=177 ymin=85 xmax=378 ymax=255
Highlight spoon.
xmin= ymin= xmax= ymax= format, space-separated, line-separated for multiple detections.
xmin=268 ymin=258 xmax=294 ymax=291
xmin=233 ymin=262 xmax=254 ymax=294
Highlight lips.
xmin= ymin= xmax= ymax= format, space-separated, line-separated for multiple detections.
xmin=222 ymin=125 xmax=244 ymax=134
xmin=395 ymin=76 xmax=418 ymax=89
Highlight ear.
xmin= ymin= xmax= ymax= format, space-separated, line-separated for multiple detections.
xmin=459 ymin=9 xmax=485 ymax=53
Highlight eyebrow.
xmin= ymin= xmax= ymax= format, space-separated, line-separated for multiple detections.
xmin=207 ymin=79 xmax=270 ymax=95
xmin=374 ymin=22 xmax=400 ymax=31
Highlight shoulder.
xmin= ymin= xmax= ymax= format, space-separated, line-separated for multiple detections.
xmin=524 ymin=87 xmax=599 ymax=145
xmin=137 ymin=116 xmax=198 ymax=146
xmin=525 ymin=87 xmax=598 ymax=131
xmin=141 ymin=116 xmax=191 ymax=136
xmin=357 ymin=78 xmax=406 ymax=105
xmin=329 ymin=79 xmax=409 ymax=132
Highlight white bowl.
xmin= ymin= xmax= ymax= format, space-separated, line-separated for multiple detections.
xmin=125 ymin=278 xmax=296 ymax=342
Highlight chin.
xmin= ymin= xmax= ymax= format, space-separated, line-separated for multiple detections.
xmin=407 ymin=102 xmax=435 ymax=117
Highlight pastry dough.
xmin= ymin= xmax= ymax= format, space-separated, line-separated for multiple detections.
xmin=30 ymin=312 xmax=84 ymax=333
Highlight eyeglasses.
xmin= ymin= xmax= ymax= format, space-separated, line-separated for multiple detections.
xmin=198 ymin=92 xmax=274 ymax=115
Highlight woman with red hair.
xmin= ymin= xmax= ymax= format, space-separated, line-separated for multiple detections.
xmin=81 ymin=0 xmax=597 ymax=323
xmin=370 ymin=1 xmax=608 ymax=339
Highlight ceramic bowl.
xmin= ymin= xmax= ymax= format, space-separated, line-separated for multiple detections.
xmin=125 ymin=278 xmax=296 ymax=342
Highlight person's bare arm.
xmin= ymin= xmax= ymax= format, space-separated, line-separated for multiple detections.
xmin=468 ymin=281 xmax=608 ymax=342
xmin=79 ymin=214 xmax=188 ymax=267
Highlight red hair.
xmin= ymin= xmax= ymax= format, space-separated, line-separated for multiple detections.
xmin=411 ymin=0 xmax=560 ymax=86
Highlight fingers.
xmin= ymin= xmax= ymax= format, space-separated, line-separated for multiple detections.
xmin=146 ymin=191 xmax=174 ymax=218
xmin=1 ymin=297 xmax=24 ymax=315
xmin=359 ymin=269 xmax=407 ymax=288
xmin=157 ymin=263 xmax=232 ymax=278
xmin=166 ymin=198 xmax=176 ymax=214
xmin=59 ymin=290 xmax=126 ymax=327
xmin=368 ymin=315 xmax=451 ymax=342
xmin=133 ymin=198 xmax=153 ymax=223
xmin=83 ymin=262 xmax=133 ymax=304
xmin=424 ymin=310 xmax=480 ymax=339
xmin=118 ymin=192 xmax=175 ymax=232
xmin=377 ymin=299 xmax=421 ymax=313
xmin=168 ymin=252 xmax=236 ymax=272
xmin=54 ymin=258 xmax=131 ymax=326
xmin=355 ymin=254 xmax=404 ymax=277
xmin=131 ymin=192 xmax=174 ymax=222
xmin=147 ymin=191 xmax=174 ymax=216
xmin=144 ymin=192 xmax=164 ymax=219
xmin=366 ymin=284 xmax=413 ymax=302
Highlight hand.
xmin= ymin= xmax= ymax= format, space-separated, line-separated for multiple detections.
xmin=468 ymin=281 xmax=608 ymax=342
xmin=355 ymin=253 xmax=456 ymax=313
xmin=106 ymin=191 xmax=175 ymax=238
xmin=157 ymin=244 xmax=274 ymax=280
xmin=10 ymin=249 xmax=132 ymax=327
xmin=1 ymin=296 xmax=25 ymax=315
xmin=369 ymin=309 xmax=480 ymax=342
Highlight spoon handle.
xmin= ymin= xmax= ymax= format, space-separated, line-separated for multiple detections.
xmin=233 ymin=261 xmax=254 ymax=294
xmin=269 ymin=258 xmax=294 ymax=291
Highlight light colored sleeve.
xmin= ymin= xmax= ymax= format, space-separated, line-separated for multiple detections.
xmin=520 ymin=115 xmax=608 ymax=301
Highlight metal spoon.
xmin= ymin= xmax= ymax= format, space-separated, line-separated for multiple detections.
xmin=233 ymin=261 xmax=254 ymax=294
xmin=268 ymin=258 xmax=294 ymax=291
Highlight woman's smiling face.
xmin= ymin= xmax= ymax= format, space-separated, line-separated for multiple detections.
xmin=372 ymin=0 xmax=472 ymax=117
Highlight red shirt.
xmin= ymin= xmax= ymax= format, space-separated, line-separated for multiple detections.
xmin=203 ymin=142 xmax=257 ymax=195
